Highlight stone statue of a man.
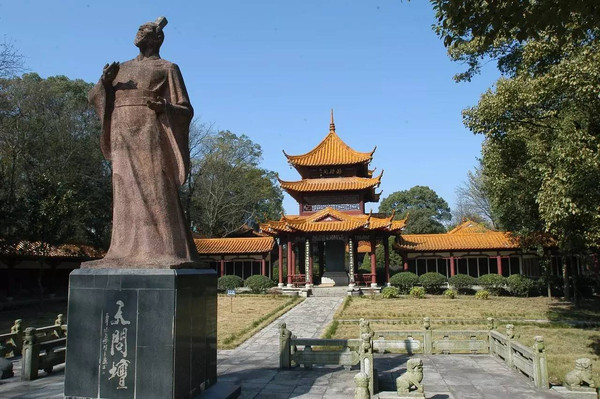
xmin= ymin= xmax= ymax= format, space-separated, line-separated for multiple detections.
xmin=86 ymin=17 xmax=198 ymax=268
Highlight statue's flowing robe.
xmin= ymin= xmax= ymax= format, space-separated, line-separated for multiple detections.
xmin=88 ymin=55 xmax=197 ymax=267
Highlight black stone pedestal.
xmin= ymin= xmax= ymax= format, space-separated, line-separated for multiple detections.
xmin=64 ymin=268 xmax=217 ymax=399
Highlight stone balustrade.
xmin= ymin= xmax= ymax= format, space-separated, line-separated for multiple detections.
xmin=0 ymin=315 xmax=67 ymax=381
xmin=280 ymin=318 xmax=376 ymax=396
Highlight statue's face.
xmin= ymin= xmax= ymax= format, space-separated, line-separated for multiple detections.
xmin=134 ymin=23 xmax=159 ymax=49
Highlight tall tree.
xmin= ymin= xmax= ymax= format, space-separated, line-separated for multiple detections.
xmin=454 ymin=165 xmax=496 ymax=228
xmin=378 ymin=186 xmax=451 ymax=234
xmin=0 ymin=39 xmax=25 ymax=78
xmin=0 ymin=74 xmax=111 ymax=247
xmin=431 ymin=0 xmax=600 ymax=300
xmin=184 ymin=130 xmax=283 ymax=237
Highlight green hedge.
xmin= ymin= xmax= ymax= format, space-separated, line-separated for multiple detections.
xmin=217 ymin=275 xmax=243 ymax=291
xmin=506 ymin=274 xmax=535 ymax=297
xmin=478 ymin=274 xmax=506 ymax=295
xmin=381 ymin=286 xmax=399 ymax=298
xmin=418 ymin=272 xmax=447 ymax=294
xmin=389 ymin=272 xmax=419 ymax=293
xmin=244 ymin=275 xmax=274 ymax=293
xmin=448 ymin=274 xmax=477 ymax=294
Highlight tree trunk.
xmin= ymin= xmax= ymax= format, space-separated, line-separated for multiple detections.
xmin=562 ymin=256 xmax=570 ymax=300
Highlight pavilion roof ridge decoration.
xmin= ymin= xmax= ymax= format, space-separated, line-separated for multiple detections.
xmin=194 ymin=236 xmax=275 ymax=255
xmin=447 ymin=219 xmax=496 ymax=235
xmin=277 ymin=174 xmax=382 ymax=193
xmin=259 ymin=207 xmax=406 ymax=235
xmin=283 ymin=110 xmax=376 ymax=167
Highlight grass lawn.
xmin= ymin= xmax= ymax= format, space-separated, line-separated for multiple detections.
xmin=0 ymin=294 xmax=302 ymax=351
xmin=329 ymin=295 xmax=600 ymax=385
xmin=217 ymin=294 xmax=301 ymax=349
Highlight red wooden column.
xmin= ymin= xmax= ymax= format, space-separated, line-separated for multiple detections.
xmin=220 ymin=259 xmax=225 ymax=277
xmin=496 ymin=256 xmax=503 ymax=276
xmin=383 ymin=237 xmax=390 ymax=285
xmin=292 ymin=245 xmax=296 ymax=275
xmin=278 ymin=241 xmax=284 ymax=286
xmin=370 ymin=238 xmax=377 ymax=286
xmin=403 ymin=260 xmax=409 ymax=271
xmin=287 ymin=239 xmax=293 ymax=286
xmin=261 ymin=258 xmax=266 ymax=276
xmin=449 ymin=256 xmax=456 ymax=277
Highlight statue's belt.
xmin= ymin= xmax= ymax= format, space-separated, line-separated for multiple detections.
xmin=114 ymin=89 xmax=160 ymax=107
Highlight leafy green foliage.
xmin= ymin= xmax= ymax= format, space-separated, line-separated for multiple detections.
xmin=432 ymin=0 xmax=600 ymax=258
xmin=448 ymin=274 xmax=477 ymax=294
xmin=443 ymin=289 xmax=457 ymax=299
xmin=409 ymin=286 xmax=425 ymax=299
xmin=506 ymin=274 xmax=536 ymax=297
xmin=430 ymin=0 xmax=600 ymax=81
xmin=418 ymin=272 xmax=447 ymax=294
xmin=475 ymin=290 xmax=490 ymax=300
xmin=389 ymin=272 xmax=419 ymax=294
xmin=243 ymin=275 xmax=274 ymax=294
xmin=0 ymin=74 xmax=111 ymax=247
xmin=217 ymin=275 xmax=244 ymax=291
xmin=378 ymin=186 xmax=451 ymax=234
xmin=381 ymin=286 xmax=399 ymax=299
xmin=183 ymin=129 xmax=283 ymax=237
xmin=478 ymin=274 xmax=506 ymax=295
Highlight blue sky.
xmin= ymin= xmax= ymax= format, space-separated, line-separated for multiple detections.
xmin=1 ymin=0 xmax=499 ymax=215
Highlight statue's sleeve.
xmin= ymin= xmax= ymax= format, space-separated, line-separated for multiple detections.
xmin=161 ymin=64 xmax=194 ymax=186
xmin=88 ymin=80 xmax=112 ymax=160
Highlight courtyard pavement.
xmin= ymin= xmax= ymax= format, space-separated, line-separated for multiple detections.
xmin=0 ymin=294 xmax=565 ymax=399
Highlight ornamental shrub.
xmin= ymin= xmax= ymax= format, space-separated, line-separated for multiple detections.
xmin=244 ymin=275 xmax=274 ymax=294
xmin=443 ymin=289 xmax=457 ymax=299
xmin=448 ymin=274 xmax=477 ymax=294
xmin=381 ymin=286 xmax=399 ymax=299
xmin=475 ymin=290 xmax=490 ymax=300
xmin=410 ymin=287 xmax=425 ymax=299
xmin=418 ymin=272 xmax=447 ymax=294
xmin=409 ymin=286 xmax=425 ymax=298
xmin=478 ymin=274 xmax=506 ymax=295
xmin=217 ymin=275 xmax=243 ymax=291
xmin=506 ymin=274 xmax=535 ymax=297
xmin=389 ymin=272 xmax=419 ymax=294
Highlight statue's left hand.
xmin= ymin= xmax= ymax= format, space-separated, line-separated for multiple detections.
xmin=146 ymin=97 xmax=167 ymax=113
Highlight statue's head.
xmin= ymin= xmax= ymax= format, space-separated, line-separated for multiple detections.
xmin=407 ymin=358 xmax=423 ymax=372
xmin=134 ymin=17 xmax=167 ymax=51
xmin=575 ymin=358 xmax=592 ymax=371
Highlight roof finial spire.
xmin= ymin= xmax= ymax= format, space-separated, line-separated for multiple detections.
xmin=330 ymin=108 xmax=335 ymax=133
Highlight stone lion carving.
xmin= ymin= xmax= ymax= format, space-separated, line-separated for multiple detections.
xmin=396 ymin=358 xmax=424 ymax=394
xmin=565 ymin=358 xmax=595 ymax=390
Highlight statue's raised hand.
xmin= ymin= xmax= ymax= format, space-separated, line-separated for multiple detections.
xmin=101 ymin=62 xmax=120 ymax=85
xmin=146 ymin=97 xmax=167 ymax=113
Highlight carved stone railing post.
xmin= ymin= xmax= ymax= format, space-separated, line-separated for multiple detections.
xmin=487 ymin=317 xmax=495 ymax=354
xmin=505 ymin=324 xmax=514 ymax=368
xmin=532 ymin=336 xmax=548 ymax=389
xmin=54 ymin=314 xmax=65 ymax=338
xmin=423 ymin=317 xmax=432 ymax=355
xmin=21 ymin=327 xmax=39 ymax=381
xmin=10 ymin=319 xmax=23 ymax=356
xmin=359 ymin=319 xmax=375 ymax=396
xmin=279 ymin=323 xmax=292 ymax=369
xmin=354 ymin=372 xmax=370 ymax=399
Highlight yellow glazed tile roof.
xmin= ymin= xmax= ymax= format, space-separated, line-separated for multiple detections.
xmin=283 ymin=114 xmax=375 ymax=167
xmin=396 ymin=220 xmax=519 ymax=252
xmin=194 ymin=237 xmax=275 ymax=255
xmin=0 ymin=239 xmax=104 ymax=258
xmin=278 ymin=175 xmax=382 ymax=193
xmin=260 ymin=207 xmax=406 ymax=235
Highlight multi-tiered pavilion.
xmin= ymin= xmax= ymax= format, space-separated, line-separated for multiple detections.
xmin=260 ymin=111 xmax=405 ymax=290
